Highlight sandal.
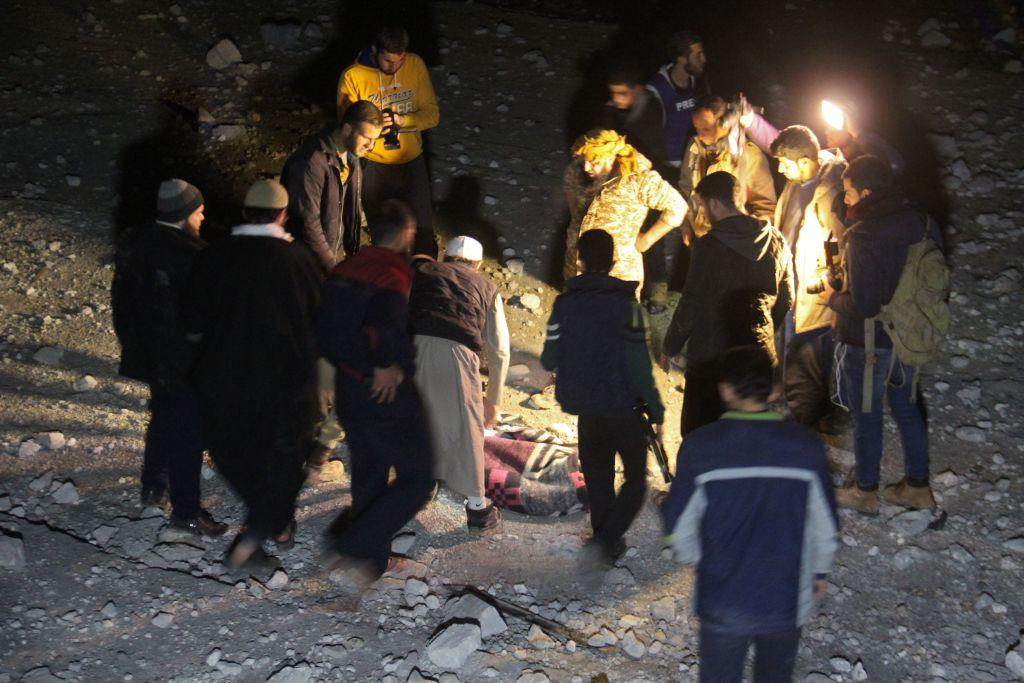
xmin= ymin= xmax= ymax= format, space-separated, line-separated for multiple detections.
xmin=273 ymin=519 xmax=297 ymax=551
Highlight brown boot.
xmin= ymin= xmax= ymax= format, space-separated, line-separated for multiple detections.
xmin=835 ymin=482 xmax=879 ymax=515
xmin=881 ymin=479 xmax=936 ymax=510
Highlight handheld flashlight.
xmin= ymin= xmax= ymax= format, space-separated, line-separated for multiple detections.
xmin=822 ymin=100 xmax=846 ymax=131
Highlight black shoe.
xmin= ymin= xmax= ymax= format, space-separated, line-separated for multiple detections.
xmin=223 ymin=532 xmax=281 ymax=577
xmin=466 ymin=503 xmax=502 ymax=534
xmin=140 ymin=486 xmax=169 ymax=509
xmin=170 ymin=508 xmax=228 ymax=537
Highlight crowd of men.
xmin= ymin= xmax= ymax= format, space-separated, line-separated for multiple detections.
xmin=111 ymin=23 xmax=948 ymax=681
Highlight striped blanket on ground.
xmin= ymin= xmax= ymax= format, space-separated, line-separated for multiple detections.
xmin=483 ymin=427 xmax=588 ymax=516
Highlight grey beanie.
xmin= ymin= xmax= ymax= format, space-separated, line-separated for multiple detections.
xmin=156 ymin=179 xmax=204 ymax=222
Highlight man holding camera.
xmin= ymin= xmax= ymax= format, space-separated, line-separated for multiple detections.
xmin=338 ymin=25 xmax=440 ymax=237
xmin=661 ymin=172 xmax=792 ymax=435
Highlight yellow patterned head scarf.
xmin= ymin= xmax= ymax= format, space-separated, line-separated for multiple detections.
xmin=572 ymin=130 xmax=640 ymax=177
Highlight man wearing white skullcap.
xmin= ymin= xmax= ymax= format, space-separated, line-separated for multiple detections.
xmin=408 ymin=235 xmax=511 ymax=533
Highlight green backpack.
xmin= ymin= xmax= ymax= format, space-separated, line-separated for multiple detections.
xmin=861 ymin=217 xmax=950 ymax=411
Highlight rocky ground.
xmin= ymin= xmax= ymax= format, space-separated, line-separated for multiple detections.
xmin=2 ymin=0 xmax=1024 ymax=681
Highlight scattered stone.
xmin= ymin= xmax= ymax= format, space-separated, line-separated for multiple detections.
xmin=0 ymin=531 xmax=26 ymax=570
xmin=151 ymin=611 xmax=174 ymax=628
xmin=407 ymin=669 xmax=437 ymax=683
xmin=66 ymin=175 xmax=81 ymax=187
xmin=101 ymin=601 xmax=118 ymax=618
xmin=445 ymin=594 xmax=507 ymax=638
xmin=52 ymin=481 xmax=80 ymax=505
xmin=318 ymin=460 xmax=344 ymax=483
xmin=888 ymin=509 xmax=932 ymax=537
xmin=73 ymin=375 xmax=98 ymax=392
xmin=37 ymin=432 xmax=66 ymax=450
xmin=505 ymin=257 xmax=525 ymax=274
xmin=1003 ymin=538 xmax=1024 ymax=553
xmin=518 ymin=293 xmax=541 ymax=312
xmin=516 ymin=671 xmax=550 ymax=683
xmin=405 ymin=578 xmax=429 ymax=598
xmin=830 ymin=656 xmax=852 ymax=672
xmin=920 ymin=30 xmax=951 ymax=48
xmin=216 ymin=661 xmax=243 ymax=676
xmin=954 ymin=426 xmax=986 ymax=443
xmin=267 ymin=662 xmax=313 ymax=683
xmin=206 ymin=648 xmax=222 ymax=666
xmin=32 ymin=346 xmax=64 ymax=366
xmin=29 ymin=470 xmax=55 ymax=492
xmin=803 ymin=674 xmax=833 ymax=683
xmin=260 ymin=20 xmax=302 ymax=48
xmin=507 ymin=364 xmax=530 ymax=382
xmin=1006 ymin=640 xmax=1024 ymax=679
xmin=267 ymin=569 xmax=289 ymax=590
xmin=606 ymin=566 xmax=635 ymax=585
xmin=650 ymin=596 xmax=676 ymax=622
xmin=18 ymin=440 xmax=42 ymax=458
xmin=426 ymin=622 xmax=481 ymax=669
xmin=933 ymin=470 xmax=959 ymax=488
xmin=391 ymin=532 xmax=416 ymax=555
xmin=92 ymin=525 xmax=118 ymax=545
xmin=212 ymin=124 xmax=246 ymax=142
xmin=621 ymin=629 xmax=645 ymax=659
xmin=20 ymin=667 xmax=63 ymax=683
xmin=206 ymin=38 xmax=242 ymax=69
xmin=527 ymin=624 xmax=555 ymax=649
xmin=1004 ymin=60 xmax=1023 ymax=75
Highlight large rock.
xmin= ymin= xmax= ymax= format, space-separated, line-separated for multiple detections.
xmin=426 ymin=622 xmax=481 ymax=669
xmin=267 ymin=662 xmax=313 ymax=683
xmin=32 ymin=346 xmax=64 ymax=366
xmin=18 ymin=440 xmax=42 ymax=457
xmin=51 ymin=481 xmax=80 ymax=505
xmin=206 ymin=38 xmax=242 ymax=69
xmin=0 ymin=531 xmax=26 ymax=569
xmin=445 ymin=594 xmax=507 ymax=637
xmin=37 ymin=432 xmax=66 ymax=450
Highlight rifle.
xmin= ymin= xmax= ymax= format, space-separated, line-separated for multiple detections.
xmin=635 ymin=401 xmax=672 ymax=483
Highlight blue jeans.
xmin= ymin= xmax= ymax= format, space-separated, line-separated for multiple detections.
xmin=836 ymin=342 xmax=929 ymax=487
xmin=699 ymin=622 xmax=801 ymax=683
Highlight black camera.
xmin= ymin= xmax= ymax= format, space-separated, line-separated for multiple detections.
xmin=806 ymin=240 xmax=842 ymax=295
xmin=382 ymin=108 xmax=401 ymax=151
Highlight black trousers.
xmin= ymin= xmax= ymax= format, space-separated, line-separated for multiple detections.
xmin=331 ymin=406 xmax=434 ymax=576
xmin=207 ymin=412 xmax=311 ymax=539
xmin=362 ymin=155 xmax=433 ymax=233
xmin=681 ymin=359 xmax=725 ymax=436
xmin=577 ymin=414 xmax=648 ymax=549
xmin=699 ymin=623 xmax=801 ymax=683
xmin=141 ymin=391 xmax=204 ymax=519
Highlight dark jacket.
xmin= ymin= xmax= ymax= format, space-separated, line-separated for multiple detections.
xmin=540 ymin=273 xmax=664 ymax=422
xmin=664 ymin=215 xmax=793 ymax=364
xmin=828 ymin=188 xmax=943 ymax=348
xmin=597 ymin=88 xmax=668 ymax=176
xmin=111 ymin=222 xmax=205 ymax=393
xmin=662 ymin=412 xmax=838 ymax=632
xmin=409 ymin=260 xmax=497 ymax=353
xmin=184 ymin=231 xmax=323 ymax=439
xmin=317 ymin=246 xmax=419 ymax=420
xmin=281 ymin=126 xmax=363 ymax=271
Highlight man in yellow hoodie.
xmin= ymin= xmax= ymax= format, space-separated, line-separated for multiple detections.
xmin=338 ymin=25 xmax=440 ymax=237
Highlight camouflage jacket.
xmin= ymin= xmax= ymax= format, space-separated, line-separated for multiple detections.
xmin=565 ymin=154 xmax=686 ymax=285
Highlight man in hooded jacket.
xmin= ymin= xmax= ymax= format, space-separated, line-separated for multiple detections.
xmin=662 ymin=172 xmax=793 ymax=434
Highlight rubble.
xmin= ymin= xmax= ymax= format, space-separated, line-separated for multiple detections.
xmin=32 ymin=346 xmax=63 ymax=366
xmin=0 ymin=530 xmax=26 ymax=569
xmin=206 ymin=38 xmax=242 ymax=69
xmin=426 ymin=622 xmax=481 ymax=669
xmin=445 ymin=593 xmax=508 ymax=638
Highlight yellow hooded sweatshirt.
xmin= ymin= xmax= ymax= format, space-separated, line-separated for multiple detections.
xmin=337 ymin=48 xmax=440 ymax=165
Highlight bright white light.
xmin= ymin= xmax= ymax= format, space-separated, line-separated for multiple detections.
xmin=822 ymin=100 xmax=845 ymax=131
